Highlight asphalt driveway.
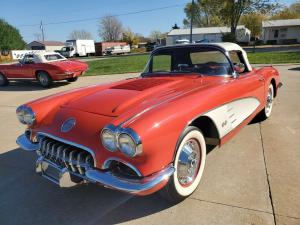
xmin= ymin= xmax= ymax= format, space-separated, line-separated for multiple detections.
xmin=0 ymin=66 xmax=299 ymax=225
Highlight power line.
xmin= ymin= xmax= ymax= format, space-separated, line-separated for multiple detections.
xmin=17 ymin=4 xmax=185 ymax=28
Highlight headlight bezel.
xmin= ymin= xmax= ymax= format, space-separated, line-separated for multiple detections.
xmin=101 ymin=125 xmax=118 ymax=152
xmin=16 ymin=105 xmax=36 ymax=126
xmin=100 ymin=124 xmax=142 ymax=158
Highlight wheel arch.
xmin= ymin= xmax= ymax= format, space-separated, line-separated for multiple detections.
xmin=189 ymin=116 xmax=220 ymax=146
xmin=270 ymin=78 xmax=277 ymax=97
xmin=173 ymin=115 xmax=220 ymax=161
xmin=35 ymin=70 xmax=49 ymax=78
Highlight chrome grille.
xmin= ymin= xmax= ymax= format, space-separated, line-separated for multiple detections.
xmin=38 ymin=137 xmax=94 ymax=175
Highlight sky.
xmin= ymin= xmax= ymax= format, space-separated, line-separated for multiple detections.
xmin=1 ymin=0 xmax=296 ymax=43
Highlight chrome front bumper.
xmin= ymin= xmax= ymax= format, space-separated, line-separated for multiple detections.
xmin=17 ymin=134 xmax=175 ymax=195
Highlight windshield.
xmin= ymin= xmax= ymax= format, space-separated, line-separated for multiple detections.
xmin=143 ymin=46 xmax=233 ymax=76
xmin=61 ymin=47 xmax=73 ymax=51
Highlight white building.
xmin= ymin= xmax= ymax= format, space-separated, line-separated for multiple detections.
xmin=27 ymin=41 xmax=65 ymax=51
xmin=262 ymin=19 xmax=300 ymax=44
xmin=166 ymin=25 xmax=251 ymax=45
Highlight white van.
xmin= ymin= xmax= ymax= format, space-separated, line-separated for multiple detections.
xmin=104 ymin=45 xmax=131 ymax=55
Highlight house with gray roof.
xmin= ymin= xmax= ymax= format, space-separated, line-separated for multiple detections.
xmin=27 ymin=41 xmax=65 ymax=51
xmin=262 ymin=19 xmax=300 ymax=44
xmin=166 ymin=25 xmax=251 ymax=45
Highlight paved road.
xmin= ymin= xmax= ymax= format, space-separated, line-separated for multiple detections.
xmin=0 ymin=66 xmax=299 ymax=225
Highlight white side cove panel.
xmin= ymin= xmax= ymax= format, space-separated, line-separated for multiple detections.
xmin=204 ymin=97 xmax=260 ymax=138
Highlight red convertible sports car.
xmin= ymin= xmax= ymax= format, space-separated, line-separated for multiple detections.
xmin=0 ymin=52 xmax=88 ymax=88
xmin=16 ymin=43 xmax=281 ymax=202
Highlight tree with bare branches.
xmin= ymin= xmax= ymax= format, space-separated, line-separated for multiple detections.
xmin=98 ymin=16 xmax=123 ymax=41
xmin=69 ymin=30 xmax=93 ymax=40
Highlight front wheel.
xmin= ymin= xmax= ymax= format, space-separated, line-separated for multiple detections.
xmin=67 ymin=77 xmax=78 ymax=82
xmin=259 ymin=84 xmax=274 ymax=120
xmin=37 ymin=71 xmax=52 ymax=88
xmin=160 ymin=126 xmax=206 ymax=203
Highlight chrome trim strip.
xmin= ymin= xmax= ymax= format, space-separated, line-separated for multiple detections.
xmin=102 ymin=157 xmax=143 ymax=177
xmin=37 ymin=132 xmax=97 ymax=166
xmin=8 ymin=78 xmax=36 ymax=80
xmin=86 ymin=165 xmax=175 ymax=194
xmin=16 ymin=134 xmax=39 ymax=151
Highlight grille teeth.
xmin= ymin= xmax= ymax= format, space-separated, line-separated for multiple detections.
xmin=39 ymin=137 xmax=94 ymax=176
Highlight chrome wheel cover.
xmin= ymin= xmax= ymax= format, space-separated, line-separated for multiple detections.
xmin=39 ymin=74 xmax=48 ymax=86
xmin=177 ymin=138 xmax=201 ymax=187
xmin=265 ymin=86 xmax=274 ymax=115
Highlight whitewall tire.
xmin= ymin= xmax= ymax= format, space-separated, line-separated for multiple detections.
xmin=160 ymin=126 xmax=206 ymax=202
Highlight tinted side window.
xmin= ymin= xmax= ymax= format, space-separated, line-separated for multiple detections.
xmin=229 ymin=51 xmax=241 ymax=65
xmin=190 ymin=51 xmax=232 ymax=76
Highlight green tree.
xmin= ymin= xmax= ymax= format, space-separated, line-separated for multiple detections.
xmin=183 ymin=0 xmax=224 ymax=27
xmin=122 ymin=28 xmax=139 ymax=47
xmin=184 ymin=0 xmax=279 ymax=35
xmin=219 ymin=0 xmax=279 ymax=35
xmin=0 ymin=19 xmax=26 ymax=50
xmin=271 ymin=2 xmax=300 ymax=19
xmin=240 ymin=13 xmax=266 ymax=37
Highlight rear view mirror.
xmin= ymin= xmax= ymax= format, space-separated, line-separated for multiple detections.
xmin=234 ymin=63 xmax=246 ymax=73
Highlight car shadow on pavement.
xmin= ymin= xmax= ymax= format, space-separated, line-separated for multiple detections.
xmin=288 ymin=67 xmax=300 ymax=71
xmin=0 ymin=81 xmax=70 ymax=92
xmin=0 ymin=148 xmax=173 ymax=225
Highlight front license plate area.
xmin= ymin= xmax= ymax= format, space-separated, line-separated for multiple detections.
xmin=43 ymin=162 xmax=61 ymax=184
xmin=36 ymin=159 xmax=78 ymax=187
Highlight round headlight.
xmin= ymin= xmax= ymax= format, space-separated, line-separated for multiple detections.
xmin=101 ymin=128 xmax=117 ymax=152
xmin=16 ymin=105 xmax=36 ymax=126
xmin=118 ymin=133 xmax=140 ymax=157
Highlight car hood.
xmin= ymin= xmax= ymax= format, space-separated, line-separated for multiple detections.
xmin=62 ymin=76 xmax=208 ymax=117
xmin=49 ymin=60 xmax=88 ymax=71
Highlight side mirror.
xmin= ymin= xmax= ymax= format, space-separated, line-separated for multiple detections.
xmin=234 ymin=62 xmax=246 ymax=74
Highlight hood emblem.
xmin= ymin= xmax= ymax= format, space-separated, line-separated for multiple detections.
xmin=61 ymin=118 xmax=76 ymax=133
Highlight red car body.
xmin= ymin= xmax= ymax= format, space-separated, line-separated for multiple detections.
xmin=0 ymin=52 xmax=88 ymax=85
xmin=16 ymin=43 xmax=281 ymax=199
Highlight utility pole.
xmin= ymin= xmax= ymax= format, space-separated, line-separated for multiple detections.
xmin=40 ymin=20 xmax=45 ymax=43
xmin=190 ymin=0 xmax=195 ymax=43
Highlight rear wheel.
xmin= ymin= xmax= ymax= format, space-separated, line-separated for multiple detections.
xmin=160 ymin=126 xmax=206 ymax=203
xmin=0 ymin=73 xmax=9 ymax=86
xmin=67 ymin=77 xmax=78 ymax=82
xmin=37 ymin=71 xmax=52 ymax=88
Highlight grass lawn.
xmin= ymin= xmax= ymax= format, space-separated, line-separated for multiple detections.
xmin=247 ymin=51 xmax=300 ymax=64
xmin=85 ymin=51 xmax=300 ymax=76
xmin=85 ymin=54 xmax=149 ymax=76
